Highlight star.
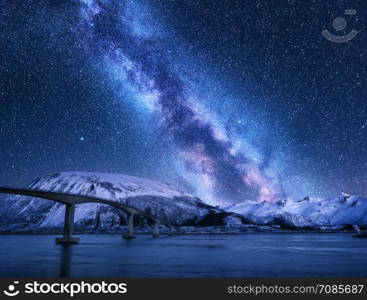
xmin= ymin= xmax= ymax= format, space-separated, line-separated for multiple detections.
xmin=0 ymin=0 xmax=366 ymax=202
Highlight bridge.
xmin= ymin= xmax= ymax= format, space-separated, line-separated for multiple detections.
xmin=0 ymin=187 xmax=181 ymax=244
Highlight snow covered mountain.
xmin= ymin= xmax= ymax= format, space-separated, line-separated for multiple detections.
xmin=1 ymin=172 xmax=366 ymax=232
xmin=0 ymin=172 xmax=249 ymax=232
xmin=226 ymin=194 xmax=367 ymax=228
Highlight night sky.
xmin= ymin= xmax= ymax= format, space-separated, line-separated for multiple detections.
xmin=1 ymin=0 xmax=366 ymax=205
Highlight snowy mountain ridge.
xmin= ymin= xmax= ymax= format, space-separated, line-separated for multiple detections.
xmin=0 ymin=172 xmax=249 ymax=232
xmin=226 ymin=194 xmax=367 ymax=227
xmin=0 ymin=172 xmax=366 ymax=232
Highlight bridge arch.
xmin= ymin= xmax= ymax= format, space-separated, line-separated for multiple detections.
xmin=0 ymin=187 xmax=180 ymax=244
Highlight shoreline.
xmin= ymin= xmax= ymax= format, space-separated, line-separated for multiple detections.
xmin=0 ymin=231 xmax=357 ymax=235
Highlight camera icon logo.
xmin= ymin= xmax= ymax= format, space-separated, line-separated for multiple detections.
xmin=322 ymin=9 xmax=359 ymax=43
xmin=3 ymin=282 xmax=20 ymax=297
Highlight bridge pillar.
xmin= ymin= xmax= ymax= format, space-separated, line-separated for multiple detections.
xmin=176 ymin=228 xmax=184 ymax=235
xmin=167 ymin=225 xmax=174 ymax=236
xmin=152 ymin=221 xmax=159 ymax=237
xmin=56 ymin=203 xmax=79 ymax=244
xmin=123 ymin=212 xmax=136 ymax=239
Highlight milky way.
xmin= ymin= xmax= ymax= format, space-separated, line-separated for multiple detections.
xmin=74 ymin=0 xmax=284 ymax=205
xmin=1 ymin=0 xmax=366 ymax=204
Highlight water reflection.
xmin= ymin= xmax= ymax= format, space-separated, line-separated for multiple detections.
xmin=0 ymin=234 xmax=365 ymax=277
xmin=59 ymin=245 xmax=72 ymax=277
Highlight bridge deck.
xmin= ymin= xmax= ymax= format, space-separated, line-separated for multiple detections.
xmin=0 ymin=187 xmax=180 ymax=242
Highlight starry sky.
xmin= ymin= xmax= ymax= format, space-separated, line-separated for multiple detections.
xmin=0 ymin=0 xmax=366 ymax=205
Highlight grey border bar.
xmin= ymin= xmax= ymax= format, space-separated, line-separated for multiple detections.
xmin=0 ymin=278 xmax=366 ymax=299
